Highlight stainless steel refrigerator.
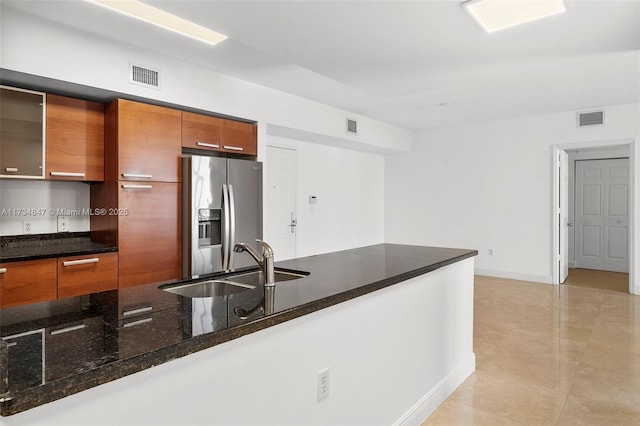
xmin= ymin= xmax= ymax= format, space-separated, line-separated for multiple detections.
xmin=182 ymin=155 xmax=263 ymax=278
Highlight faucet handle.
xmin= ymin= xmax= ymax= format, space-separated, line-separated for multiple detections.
xmin=255 ymin=239 xmax=274 ymax=257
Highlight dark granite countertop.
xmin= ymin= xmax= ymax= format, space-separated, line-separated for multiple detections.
xmin=0 ymin=232 xmax=117 ymax=263
xmin=0 ymin=243 xmax=477 ymax=416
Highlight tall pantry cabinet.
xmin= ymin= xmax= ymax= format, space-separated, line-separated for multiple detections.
xmin=91 ymin=99 xmax=181 ymax=288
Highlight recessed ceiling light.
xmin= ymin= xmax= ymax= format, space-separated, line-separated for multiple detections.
xmin=462 ymin=0 xmax=566 ymax=33
xmin=87 ymin=0 xmax=227 ymax=46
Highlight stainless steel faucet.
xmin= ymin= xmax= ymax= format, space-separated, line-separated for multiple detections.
xmin=233 ymin=239 xmax=275 ymax=287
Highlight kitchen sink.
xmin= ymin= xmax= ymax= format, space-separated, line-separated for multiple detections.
xmin=159 ymin=268 xmax=309 ymax=298
xmin=161 ymin=280 xmax=255 ymax=298
xmin=224 ymin=268 xmax=309 ymax=287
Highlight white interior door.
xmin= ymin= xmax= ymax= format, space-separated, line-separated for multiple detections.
xmin=575 ymin=158 xmax=629 ymax=272
xmin=264 ymin=145 xmax=297 ymax=261
xmin=559 ymin=150 xmax=569 ymax=283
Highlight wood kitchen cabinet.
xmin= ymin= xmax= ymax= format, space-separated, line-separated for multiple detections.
xmin=181 ymin=111 xmax=223 ymax=151
xmin=0 ymin=259 xmax=57 ymax=308
xmin=219 ymin=119 xmax=257 ymax=156
xmin=45 ymin=94 xmax=105 ymax=181
xmin=182 ymin=111 xmax=257 ymax=156
xmin=91 ymin=98 xmax=182 ymax=288
xmin=107 ymin=99 xmax=181 ymax=183
xmin=117 ymin=182 xmax=181 ymax=288
xmin=57 ymin=252 xmax=118 ymax=298
xmin=0 ymin=86 xmax=45 ymax=178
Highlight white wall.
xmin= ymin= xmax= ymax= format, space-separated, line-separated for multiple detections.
xmin=0 ymin=180 xmax=90 ymax=236
xmin=385 ymin=103 xmax=640 ymax=284
xmin=0 ymin=258 xmax=475 ymax=426
xmin=266 ymin=135 xmax=385 ymax=258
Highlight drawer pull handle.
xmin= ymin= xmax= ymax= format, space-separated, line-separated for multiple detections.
xmin=63 ymin=258 xmax=99 ymax=267
xmin=196 ymin=142 xmax=219 ymax=148
xmin=50 ymin=171 xmax=85 ymax=178
xmin=223 ymin=145 xmax=244 ymax=152
xmin=122 ymin=173 xmax=152 ymax=179
xmin=50 ymin=324 xmax=86 ymax=335
xmin=123 ymin=318 xmax=153 ymax=328
xmin=0 ymin=268 xmax=6 ymax=274
xmin=4 ymin=167 xmax=18 ymax=172
xmin=122 ymin=306 xmax=153 ymax=317
xmin=122 ymin=184 xmax=153 ymax=189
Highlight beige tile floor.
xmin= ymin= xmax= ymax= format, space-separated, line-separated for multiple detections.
xmin=424 ymin=270 xmax=639 ymax=425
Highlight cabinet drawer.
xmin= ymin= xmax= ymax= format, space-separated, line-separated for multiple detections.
xmin=0 ymin=259 xmax=57 ymax=308
xmin=46 ymin=94 xmax=105 ymax=182
xmin=220 ymin=120 xmax=257 ymax=156
xmin=181 ymin=111 xmax=223 ymax=151
xmin=57 ymin=253 xmax=118 ymax=299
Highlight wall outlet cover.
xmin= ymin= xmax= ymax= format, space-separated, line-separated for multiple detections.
xmin=317 ymin=368 xmax=330 ymax=402
xmin=57 ymin=216 xmax=69 ymax=232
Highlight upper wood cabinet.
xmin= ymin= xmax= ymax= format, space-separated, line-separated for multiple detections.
xmin=0 ymin=258 xmax=57 ymax=308
xmin=220 ymin=119 xmax=257 ymax=156
xmin=107 ymin=99 xmax=181 ymax=183
xmin=181 ymin=111 xmax=223 ymax=151
xmin=46 ymin=94 xmax=105 ymax=181
xmin=181 ymin=111 xmax=257 ymax=156
xmin=0 ymin=86 xmax=45 ymax=178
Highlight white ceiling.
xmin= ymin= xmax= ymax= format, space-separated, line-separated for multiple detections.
xmin=4 ymin=0 xmax=640 ymax=130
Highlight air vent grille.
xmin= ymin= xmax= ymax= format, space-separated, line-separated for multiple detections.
xmin=130 ymin=64 xmax=160 ymax=89
xmin=346 ymin=118 xmax=358 ymax=134
xmin=577 ymin=111 xmax=604 ymax=127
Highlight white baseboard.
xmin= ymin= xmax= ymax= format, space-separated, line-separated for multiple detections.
xmin=568 ymin=261 xmax=576 ymax=269
xmin=474 ymin=268 xmax=553 ymax=284
xmin=394 ymin=352 xmax=476 ymax=426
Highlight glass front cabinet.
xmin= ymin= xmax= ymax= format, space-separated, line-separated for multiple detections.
xmin=0 ymin=85 xmax=46 ymax=179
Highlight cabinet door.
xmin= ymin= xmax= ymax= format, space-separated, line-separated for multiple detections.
xmin=46 ymin=94 xmax=105 ymax=181
xmin=220 ymin=120 xmax=257 ymax=156
xmin=57 ymin=252 xmax=118 ymax=298
xmin=181 ymin=111 xmax=222 ymax=152
xmin=0 ymin=259 xmax=57 ymax=308
xmin=118 ymin=182 xmax=181 ymax=288
xmin=0 ymin=86 xmax=45 ymax=178
xmin=115 ymin=99 xmax=181 ymax=183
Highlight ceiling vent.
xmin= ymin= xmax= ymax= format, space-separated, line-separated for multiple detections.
xmin=346 ymin=118 xmax=358 ymax=135
xmin=577 ymin=110 xmax=604 ymax=127
xmin=129 ymin=63 xmax=160 ymax=89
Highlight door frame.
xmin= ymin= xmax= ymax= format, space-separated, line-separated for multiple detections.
xmin=551 ymin=138 xmax=638 ymax=295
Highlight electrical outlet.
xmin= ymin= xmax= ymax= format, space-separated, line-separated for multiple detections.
xmin=57 ymin=216 xmax=69 ymax=232
xmin=317 ymin=368 xmax=330 ymax=402
xmin=22 ymin=221 xmax=33 ymax=234
xmin=488 ymin=248 xmax=494 ymax=256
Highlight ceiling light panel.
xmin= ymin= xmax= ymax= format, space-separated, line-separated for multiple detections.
xmin=463 ymin=0 xmax=566 ymax=33
xmin=87 ymin=0 xmax=227 ymax=46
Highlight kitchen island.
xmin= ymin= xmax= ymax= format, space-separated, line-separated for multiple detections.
xmin=0 ymin=244 xmax=477 ymax=425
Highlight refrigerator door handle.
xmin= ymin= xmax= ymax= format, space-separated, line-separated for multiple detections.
xmin=222 ymin=184 xmax=230 ymax=271
xmin=228 ymin=184 xmax=236 ymax=269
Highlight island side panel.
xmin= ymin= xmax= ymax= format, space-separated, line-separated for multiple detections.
xmin=2 ymin=257 xmax=475 ymax=425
